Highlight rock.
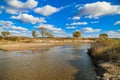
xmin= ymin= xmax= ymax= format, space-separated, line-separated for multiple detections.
xmin=96 ymin=76 xmax=101 ymax=80
xmin=98 ymin=62 xmax=120 ymax=80
xmin=103 ymin=73 xmax=112 ymax=80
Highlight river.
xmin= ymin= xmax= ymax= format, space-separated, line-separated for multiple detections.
xmin=0 ymin=43 xmax=97 ymax=80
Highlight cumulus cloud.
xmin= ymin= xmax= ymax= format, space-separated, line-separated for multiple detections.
xmin=114 ymin=20 xmax=120 ymax=25
xmin=66 ymin=26 xmax=75 ymax=29
xmin=77 ymin=1 xmax=120 ymax=18
xmin=6 ymin=0 xmax=38 ymax=9
xmin=37 ymin=24 xmax=62 ymax=31
xmin=82 ymin=27 xmax=101 ymax=32
xmin=0 ymin=20 xmax=28 ymax=31
xmin=0 ymin=6 xmax=5 ymax=14
xmin=107 ymin=30 xmax=120 ymax=38
xmin=72 ymin=16 xmax=80 ymax=20
xmin=6 ymin=8 xmax=18 ymax=14
xmin=34 ymin=5 xmax=60 ymax=16
xmin=70 ymin=22 xmax=88 ymax=25
xmin=4 ymin=0 xmax=38 ymax=14
xmin=11 ymin=26 xmax=28 ymax=31
xmin=9 ymin=30 xmax=32 ymax=37
xmin=11 ymin=13 xmax=46 ymax=24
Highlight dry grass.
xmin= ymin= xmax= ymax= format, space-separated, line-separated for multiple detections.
xmin=0 ymin=36 xmax=95 ymax=50
xmin=88 ymin=38 xmax=120 ymax=62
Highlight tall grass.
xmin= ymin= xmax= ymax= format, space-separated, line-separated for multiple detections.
xmin=88 ymin=38 xmax=120 ymax=62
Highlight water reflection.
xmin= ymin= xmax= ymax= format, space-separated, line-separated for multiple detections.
xmin=0 ymin=43 xmax=96 ymax=80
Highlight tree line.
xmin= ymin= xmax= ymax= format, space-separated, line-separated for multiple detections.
xmin=0 ymin=27 xmax=108 ymax=39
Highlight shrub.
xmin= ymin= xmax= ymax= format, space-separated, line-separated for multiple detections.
xmin=88 ymin=39 xmax=120 ymax=62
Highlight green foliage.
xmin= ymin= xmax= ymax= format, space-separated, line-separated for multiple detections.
xmin=73 ymin=31 xmax=81 ymax=38
xmin=45 ymin=32 xmax=54 ymax=38
xmin=1 ymin=31 xmax=10 ymax=37
xmin=99 ymin=33 xmax=108 ymax=39
xmin=32 ymin=30 xmax=37 ymax=38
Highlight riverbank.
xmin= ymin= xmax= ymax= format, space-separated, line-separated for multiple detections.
xmin=0 ymin=42 xmax=93 ymax=51
xmin=0 ymin=42 xmax=72 ymax=51
xmin=87 ymin=39 xmax=120 ymax=80
xmin=0 ymin=38 xmax=94 ymax=51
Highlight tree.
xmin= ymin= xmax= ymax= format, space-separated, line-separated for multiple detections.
xmin=32 ymin=30 xmax=37 ymax=38
xmin=1 ymin=31 xmax=10 ymax=37
xmin=45 ymin=32 xmax=54 ymax=38
xmin=39 ymin=27 xmax=48 ymax=37
xmin=73 ymin=31 xmax=81 ymax=38
xmin=99 ymin=34 xmax=108 ymax=39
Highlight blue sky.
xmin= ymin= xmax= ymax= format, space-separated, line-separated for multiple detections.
xmin=0 ymin=0 xmax=120 ymax=38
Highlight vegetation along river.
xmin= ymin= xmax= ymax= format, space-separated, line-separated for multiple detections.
xmin=0 ymin=43 xmax=97 ymax=80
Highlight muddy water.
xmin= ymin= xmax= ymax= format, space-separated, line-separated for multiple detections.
xmin=0 ymin=43 xmax=96 ymax=80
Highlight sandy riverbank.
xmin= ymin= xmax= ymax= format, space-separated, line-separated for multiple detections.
xmin=0 ymin=42 xmax=87 ymax=51
xmin=0 ymin=42 xmax=68 ymax=51
xmin=0 ymin=39 xmax=95 ymax=51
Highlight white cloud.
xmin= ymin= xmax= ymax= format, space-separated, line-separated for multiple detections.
xmin=78 ymin=1 xmax=120 ymax=18
xmin=6 ymin=0 xmax=38 ymax=9
xmin=0 ymin=27 xmax=3 ymax=32
xmin=0 ymin=20 xmax=13 ymax=27
xmin=37 ymin=24 xmax=62 ymax=31
xmin=82 ymin=27 xmax=101 ymax=32
xmin=34 ymin=5 xmax=60 ymax=16
xmin=66 ymin=26 xmax=75 ymax=29
xmin=9 ymin=30 xmax=32 ymax=37
xmin=0 ymin=6 xmax=5 ymax=14
xmin=11 ymin=13 xmax=46 ymax=24
xmin=70 ymin=22 xmax=88 ymax=25
xmin=4 ymin=0 xmax=38 ymax=14
xmin=107 ymin=31 xmax=118 ymax=35
xmin=107 ymin=30 xmax=120 ymax=38
xmin=82 ymin=33 xmax=99 ymax=38
xmin=0 ymin=20 xmax=28 ymax=31
xmin=114 ymin=20 xmax=120 ymax=25
xmin=6 ymin=8 xmax=18 ymax=14
xmin=24 ymin=0 xmax=38 ymax=9
xmin=9 ymin=30 xmax=20 ymax=34
xmin=72 ymin=16 xmax=80 ymax=20
xmin=11 ymin=26 xmax=28 ymax=31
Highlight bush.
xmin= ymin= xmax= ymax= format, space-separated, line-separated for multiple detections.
xmin=0 ymin=36 xmax=3 ymax=40
xmin=5 ymin=36 xmax=20 ymax=41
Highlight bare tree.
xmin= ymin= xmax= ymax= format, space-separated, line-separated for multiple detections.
xmin=39 ymin=27 xmax=48 ymax=37
xmin=32 ymin=30 xmax=37 ymax=38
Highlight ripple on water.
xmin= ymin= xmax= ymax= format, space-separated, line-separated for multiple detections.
xmin=0 ymin=43 xmax=97 ymax=80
